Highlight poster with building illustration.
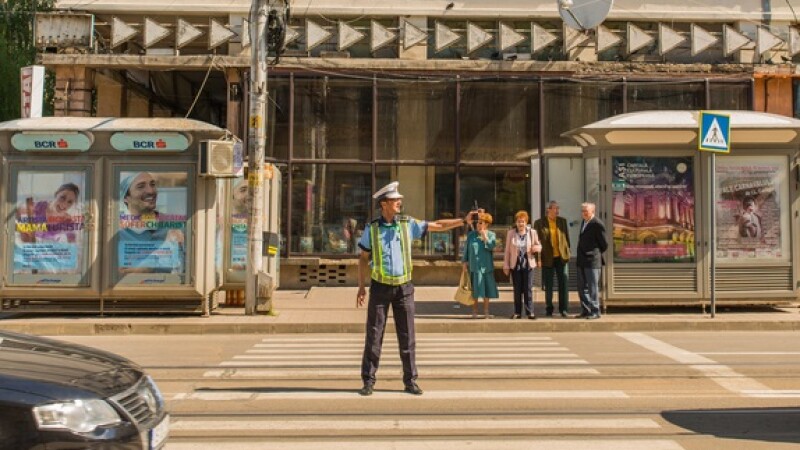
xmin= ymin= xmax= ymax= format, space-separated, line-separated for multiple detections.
xmin=611 ymin=157 xmax=695 ymax=263
xmin=715 ymin=156 xmax=788 ymax=261
xmin=13 ymin=171 xmax=86 ymax=275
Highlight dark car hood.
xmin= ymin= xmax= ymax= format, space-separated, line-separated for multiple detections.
xmin=0 ymin=331 xmax=143 ymax=402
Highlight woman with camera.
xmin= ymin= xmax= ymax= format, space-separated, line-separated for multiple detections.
xmin=462 ymin=211 xmax=499 ymax=319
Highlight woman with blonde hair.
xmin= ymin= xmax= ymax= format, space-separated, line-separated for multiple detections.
xmin=503 ymin=210 xmax=542 ymax=319
xmin=462 ymin=211 xmax=499 ymax=318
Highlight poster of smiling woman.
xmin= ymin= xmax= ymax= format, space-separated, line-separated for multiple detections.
xmin=13 ymin=171 xmax=86 ymax=275
xmin=117 ymin=171 xmax=188 ymax=278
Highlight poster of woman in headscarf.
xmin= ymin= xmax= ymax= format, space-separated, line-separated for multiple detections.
xmin=716 ymin=156 xmax=788 ymax=261
xmin=13 ymin=171 xmax=86 ymax=275
xmin=117 ymin=171 xmax=188 ymax=276
xmin=229 ymin=176 xmax=250 ymax=271
xmin=611 ymin=157 xmax=695 ymax=263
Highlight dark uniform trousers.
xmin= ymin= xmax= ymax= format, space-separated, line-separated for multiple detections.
xmin=361 ymin=281 xmax=418 ymax=387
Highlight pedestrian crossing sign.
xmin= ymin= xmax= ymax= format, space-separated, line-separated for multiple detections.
xmin=698 ymin=111 xmax=731 ymax=153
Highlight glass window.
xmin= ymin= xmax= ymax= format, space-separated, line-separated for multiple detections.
xmin=460 ymin=80 xmax=539 ymax=162
xmin=293 ymin=77 xmax=372 ymax=160
xmin=627 ymin=82 xmax=704 ymax=112
xmin=10 ymin=168 xmax=90 ymax=285
xmin=291 ymin=164 xmax=372 ymax=254
xmin=266 ymin=78 xmax=290 ymax=160
xmin=715 ymin=155 xmax=789 ymax=263
xmin=710 ymin=82 xmax=751 ymax=110
xmin=611 ymin=157 xmax=695 ymax=264
xmin=377 ymin=81 xmax=456 ymax=161
xmin=115 ymin=168 xmax=191 ymax=285
xmin=459 ymin=167 xmax=530 ymax=258
xmin=543 ymin=81 xmax=623 ymax=153
xmin=376 ymin=165 xmax=456 ymax=256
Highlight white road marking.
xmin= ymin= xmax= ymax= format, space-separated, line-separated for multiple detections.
xmin=233 ymin=353 xmax=579 ymax=360
xmin=165 ymin=439 xmax=685 ymax=450
xmin=172 ymin=389 xmax=628 ymax=401
xmin=170 ymin=417 xmax=655 ymax=431
xmin=699 ymin=352 xmax=800 ymax=355
xmin=218 ymin=359 xmax=589 ymax=367
xmin=261 ymin=336 xmax=554 ymax=342
xmin=617 ymin=333 xmax=773 ymax=395
xmin=742 ymin=390 xmax=800 ymax=398
xmin=246 ymin=345 xmax=567 ymax=354
xmin=201 ymin=367 xmax=600 ymax=378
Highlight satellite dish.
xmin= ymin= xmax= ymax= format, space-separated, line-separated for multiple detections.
xmin=558 ymin=0 xmax=614 ymax=31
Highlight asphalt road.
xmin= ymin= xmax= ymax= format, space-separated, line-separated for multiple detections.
xmin=55 ymin=332 xmax=800 ymax=450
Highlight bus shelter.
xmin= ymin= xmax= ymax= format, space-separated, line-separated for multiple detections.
xmin=564 ymin=110 xmax=800 ymax=306
xmin=0 ymin=117 xmax=229 ymax=314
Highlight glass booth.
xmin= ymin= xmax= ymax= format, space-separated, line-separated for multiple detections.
xmin=564 ymin=110 xmax=800 ymax=305
xmin=0 ymin=117 xmax=231 ymax=314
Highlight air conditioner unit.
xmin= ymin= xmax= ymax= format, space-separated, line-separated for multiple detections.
xmin=199 ymin=140 xmax=240 ymax=178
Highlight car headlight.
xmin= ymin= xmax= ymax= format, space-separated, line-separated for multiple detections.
xmin=33 ymin=399 xmax=122 ymax=433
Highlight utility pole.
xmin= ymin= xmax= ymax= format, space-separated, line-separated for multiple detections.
xmin=245 ymin=0 xmax=269 ymax=315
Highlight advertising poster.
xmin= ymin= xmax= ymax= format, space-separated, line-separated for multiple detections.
xmin=230 ymin=177 xmax=249 ymax=271
xmin=118 ymin=171 xmax=188 ymax=275
xmin=13 ymin=171 xmax=86 ymax=274
xmin=612 ymin=157 xmax=695 ymax=263
xmin=716 ymin=156 xmax=787 ymax=261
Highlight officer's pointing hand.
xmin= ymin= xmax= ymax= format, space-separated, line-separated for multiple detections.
xmin=356 ymin=286 xmax=366 ymax=308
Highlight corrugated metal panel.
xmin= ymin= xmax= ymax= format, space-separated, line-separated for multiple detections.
xmin=714 ymin=266 xmax=793 ymax=292
xmin=613 ymin=266 xmax=697 ymax=293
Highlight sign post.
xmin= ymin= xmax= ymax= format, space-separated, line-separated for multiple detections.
xmin=698 ymin=111 xmax=731 ymax=318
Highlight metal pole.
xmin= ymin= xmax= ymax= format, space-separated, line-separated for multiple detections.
xmin=246 ymin=0 xmax=268 ymax=315
xmin=710 ymin=152 xmax=716 ymax=318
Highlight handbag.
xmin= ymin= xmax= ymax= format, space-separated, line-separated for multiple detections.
xmin=454 ymin=270 xmax=475 ymax=306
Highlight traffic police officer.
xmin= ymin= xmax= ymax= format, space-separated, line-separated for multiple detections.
xmin=356 ymin=181 xmax=466 ymax=396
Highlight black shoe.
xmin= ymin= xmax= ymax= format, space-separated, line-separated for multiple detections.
xmin=560 ymin=311 xmax=569 ymax=318
xmin=527 ymin=315 xmax=537 ymax=320
xmin=545 ymin=312 xmax=553 ymax=317
xmin=586 ymin=314 xmax=601 ymax=320
xmin=510 ymin=314 xmax=521 ymax=319
xmin=358 ymin=384 xmax=374 ymax=396
xmin=404 ymin=383 xmax=424 ymax=395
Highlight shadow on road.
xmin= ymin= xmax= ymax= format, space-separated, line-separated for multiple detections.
xmin=663 ymin=407 xmax=800 ymax=444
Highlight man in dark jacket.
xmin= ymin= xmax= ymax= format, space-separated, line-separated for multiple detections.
xmin=576 ymin=202 xmax=607 ymax=320
xmin=532 ymin=201 xmax=571 ymax=317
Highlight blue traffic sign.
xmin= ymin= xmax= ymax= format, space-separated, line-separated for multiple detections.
xmin=698 ymin=111 xmax=731 ymax=153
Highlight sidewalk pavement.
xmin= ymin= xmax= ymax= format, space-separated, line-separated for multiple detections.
xmin=0 ymin=286 xmax=798 ymax=336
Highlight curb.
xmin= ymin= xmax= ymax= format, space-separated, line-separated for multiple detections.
xmin=1 ymin=320 xmax=798 ymax=336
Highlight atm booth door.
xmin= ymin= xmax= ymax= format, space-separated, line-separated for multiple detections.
xmin=5 ymin=163 xmax=96 ymax=294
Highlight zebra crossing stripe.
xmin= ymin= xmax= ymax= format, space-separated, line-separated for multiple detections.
xmin=165 ymin=440 xmax=684 ymax=450
xmin=218 ymin=359 xmax=588 ymax=367
xmin=170 ymin=417 xmax=655 ymax=431
xmin=172 ymin=389 xmax=627 ymax=401
xmin=201 ymin=367 xmax=600 ymax=378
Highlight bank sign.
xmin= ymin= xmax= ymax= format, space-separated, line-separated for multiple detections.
xmin=110 ymin=132 xmax=189 ymax=152
xmin=11 ymin=132 xmax=92 ymax=151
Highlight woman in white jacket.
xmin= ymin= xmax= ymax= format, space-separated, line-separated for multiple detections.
xmin=503 ymin=210 xmax=542 ymax=319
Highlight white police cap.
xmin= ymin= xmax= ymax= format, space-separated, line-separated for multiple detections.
xmin=373 ymin=181 xmax=404 ymax=201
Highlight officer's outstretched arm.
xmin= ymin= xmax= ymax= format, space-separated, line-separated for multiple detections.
xmin=428 ymin=217 xmax=466 ymax=232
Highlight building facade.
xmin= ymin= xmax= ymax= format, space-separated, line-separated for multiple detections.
xmin=35 ymin=0 xmax=800 ymax=289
